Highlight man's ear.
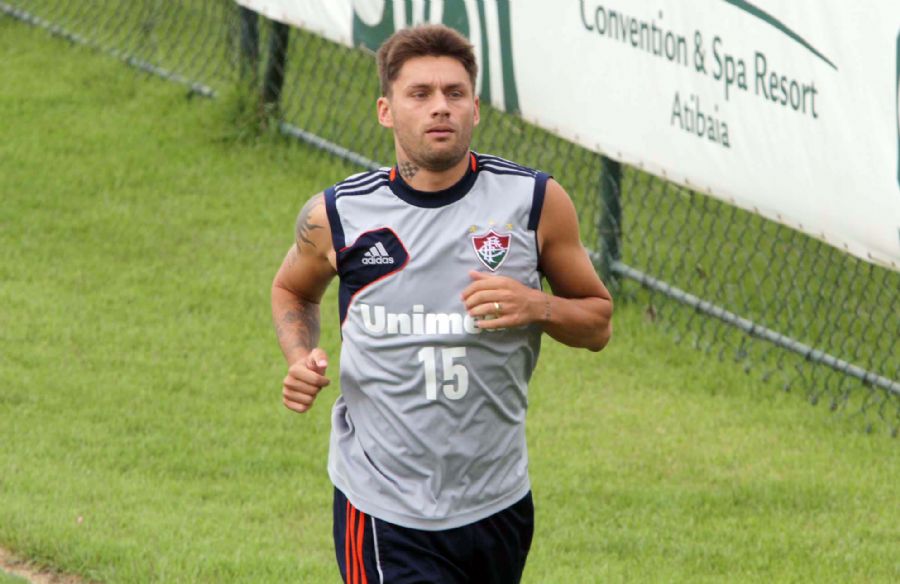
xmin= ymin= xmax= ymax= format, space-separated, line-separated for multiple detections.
xmin=377 ymin=96 xmax=393 ymax=129
xmin=473 ymin=95 xmax=480 ymax=127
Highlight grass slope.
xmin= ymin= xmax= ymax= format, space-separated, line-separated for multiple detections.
xmin=1 ymin=17 xmax=897 ymax=584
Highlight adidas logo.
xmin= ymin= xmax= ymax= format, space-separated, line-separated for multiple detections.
xmin=362 ymin=241 xmax=395 ymax=265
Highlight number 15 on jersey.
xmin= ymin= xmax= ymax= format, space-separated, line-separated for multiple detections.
xmin=417 ymin=346 xmax=469 ymax=400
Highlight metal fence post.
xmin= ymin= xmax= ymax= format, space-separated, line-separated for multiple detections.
xmin=262 ymin=20 xmax=290 ymax=113
xmin=238 ymin=6 xmax=259 ymax=86
xmin=598 ymin=156 xmax=622 ymax=288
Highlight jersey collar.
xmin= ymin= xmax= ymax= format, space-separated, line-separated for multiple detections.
xmin=388 ymin=152 xmax=479 ymax=208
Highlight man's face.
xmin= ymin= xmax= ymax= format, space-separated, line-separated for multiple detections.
xmin=378 ymin=56 xmax=480 ymax=172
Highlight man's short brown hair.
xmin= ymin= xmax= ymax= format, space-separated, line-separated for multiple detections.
xmin=376 ymin=24 xmax=478 ymax=96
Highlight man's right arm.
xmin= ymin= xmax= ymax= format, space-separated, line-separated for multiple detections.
xmin=270 ymin=192 xmax=338 ymax=413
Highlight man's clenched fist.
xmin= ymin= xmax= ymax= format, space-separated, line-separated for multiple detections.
xmin=282 ymin=347 xmax=330 ymax=413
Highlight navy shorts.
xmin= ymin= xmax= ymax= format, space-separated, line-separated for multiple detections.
xmin=333 ymin=488 xmax=534 ymax=584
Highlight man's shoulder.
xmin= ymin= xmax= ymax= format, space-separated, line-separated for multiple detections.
xmin=331 ymin=167 xmax=393 ymax=198
xmin=474 ymin=152 xmax=544 ymax=179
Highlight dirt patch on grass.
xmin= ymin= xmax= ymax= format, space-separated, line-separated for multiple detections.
xmin=0 ymin=548 xmax=89 ymax=584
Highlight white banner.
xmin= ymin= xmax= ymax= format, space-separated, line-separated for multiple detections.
xmin=236 ymin=0 xmax=900 ymax=270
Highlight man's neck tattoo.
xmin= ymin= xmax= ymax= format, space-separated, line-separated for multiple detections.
xmin=398 ymin=161 xmax=419 ymax=180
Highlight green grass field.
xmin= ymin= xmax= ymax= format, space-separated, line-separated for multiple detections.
xmin=1 ymin=17 xmax=898 ymax=584
xmin=0 ymin=572 xmax=26 ymax=584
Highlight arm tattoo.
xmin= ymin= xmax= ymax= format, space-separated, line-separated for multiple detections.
xmin=295 ymin=193 xmax=325 ymax=249
xmin=274 ymin=300 xmax=320 ymax=352
xmin=398 ymin=160 xmax=420 ymax=180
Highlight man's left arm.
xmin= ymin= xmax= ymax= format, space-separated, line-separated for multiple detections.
xmin=461 ymin=179 xmax=613 ymax=351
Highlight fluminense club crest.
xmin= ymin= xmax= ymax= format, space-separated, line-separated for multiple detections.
xmin=471 ymin=230 xmax=512 ymax=271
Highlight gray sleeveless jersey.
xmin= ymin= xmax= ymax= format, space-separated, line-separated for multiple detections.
xmin=323 ymin=152 xmax=550 ymax=530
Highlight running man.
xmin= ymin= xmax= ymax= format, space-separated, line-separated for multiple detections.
xmin=271 ymin=24 xmax=613 ymax=584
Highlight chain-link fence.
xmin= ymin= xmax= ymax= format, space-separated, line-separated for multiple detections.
xmin=4 ymin=0 xmax=898 ymax=434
